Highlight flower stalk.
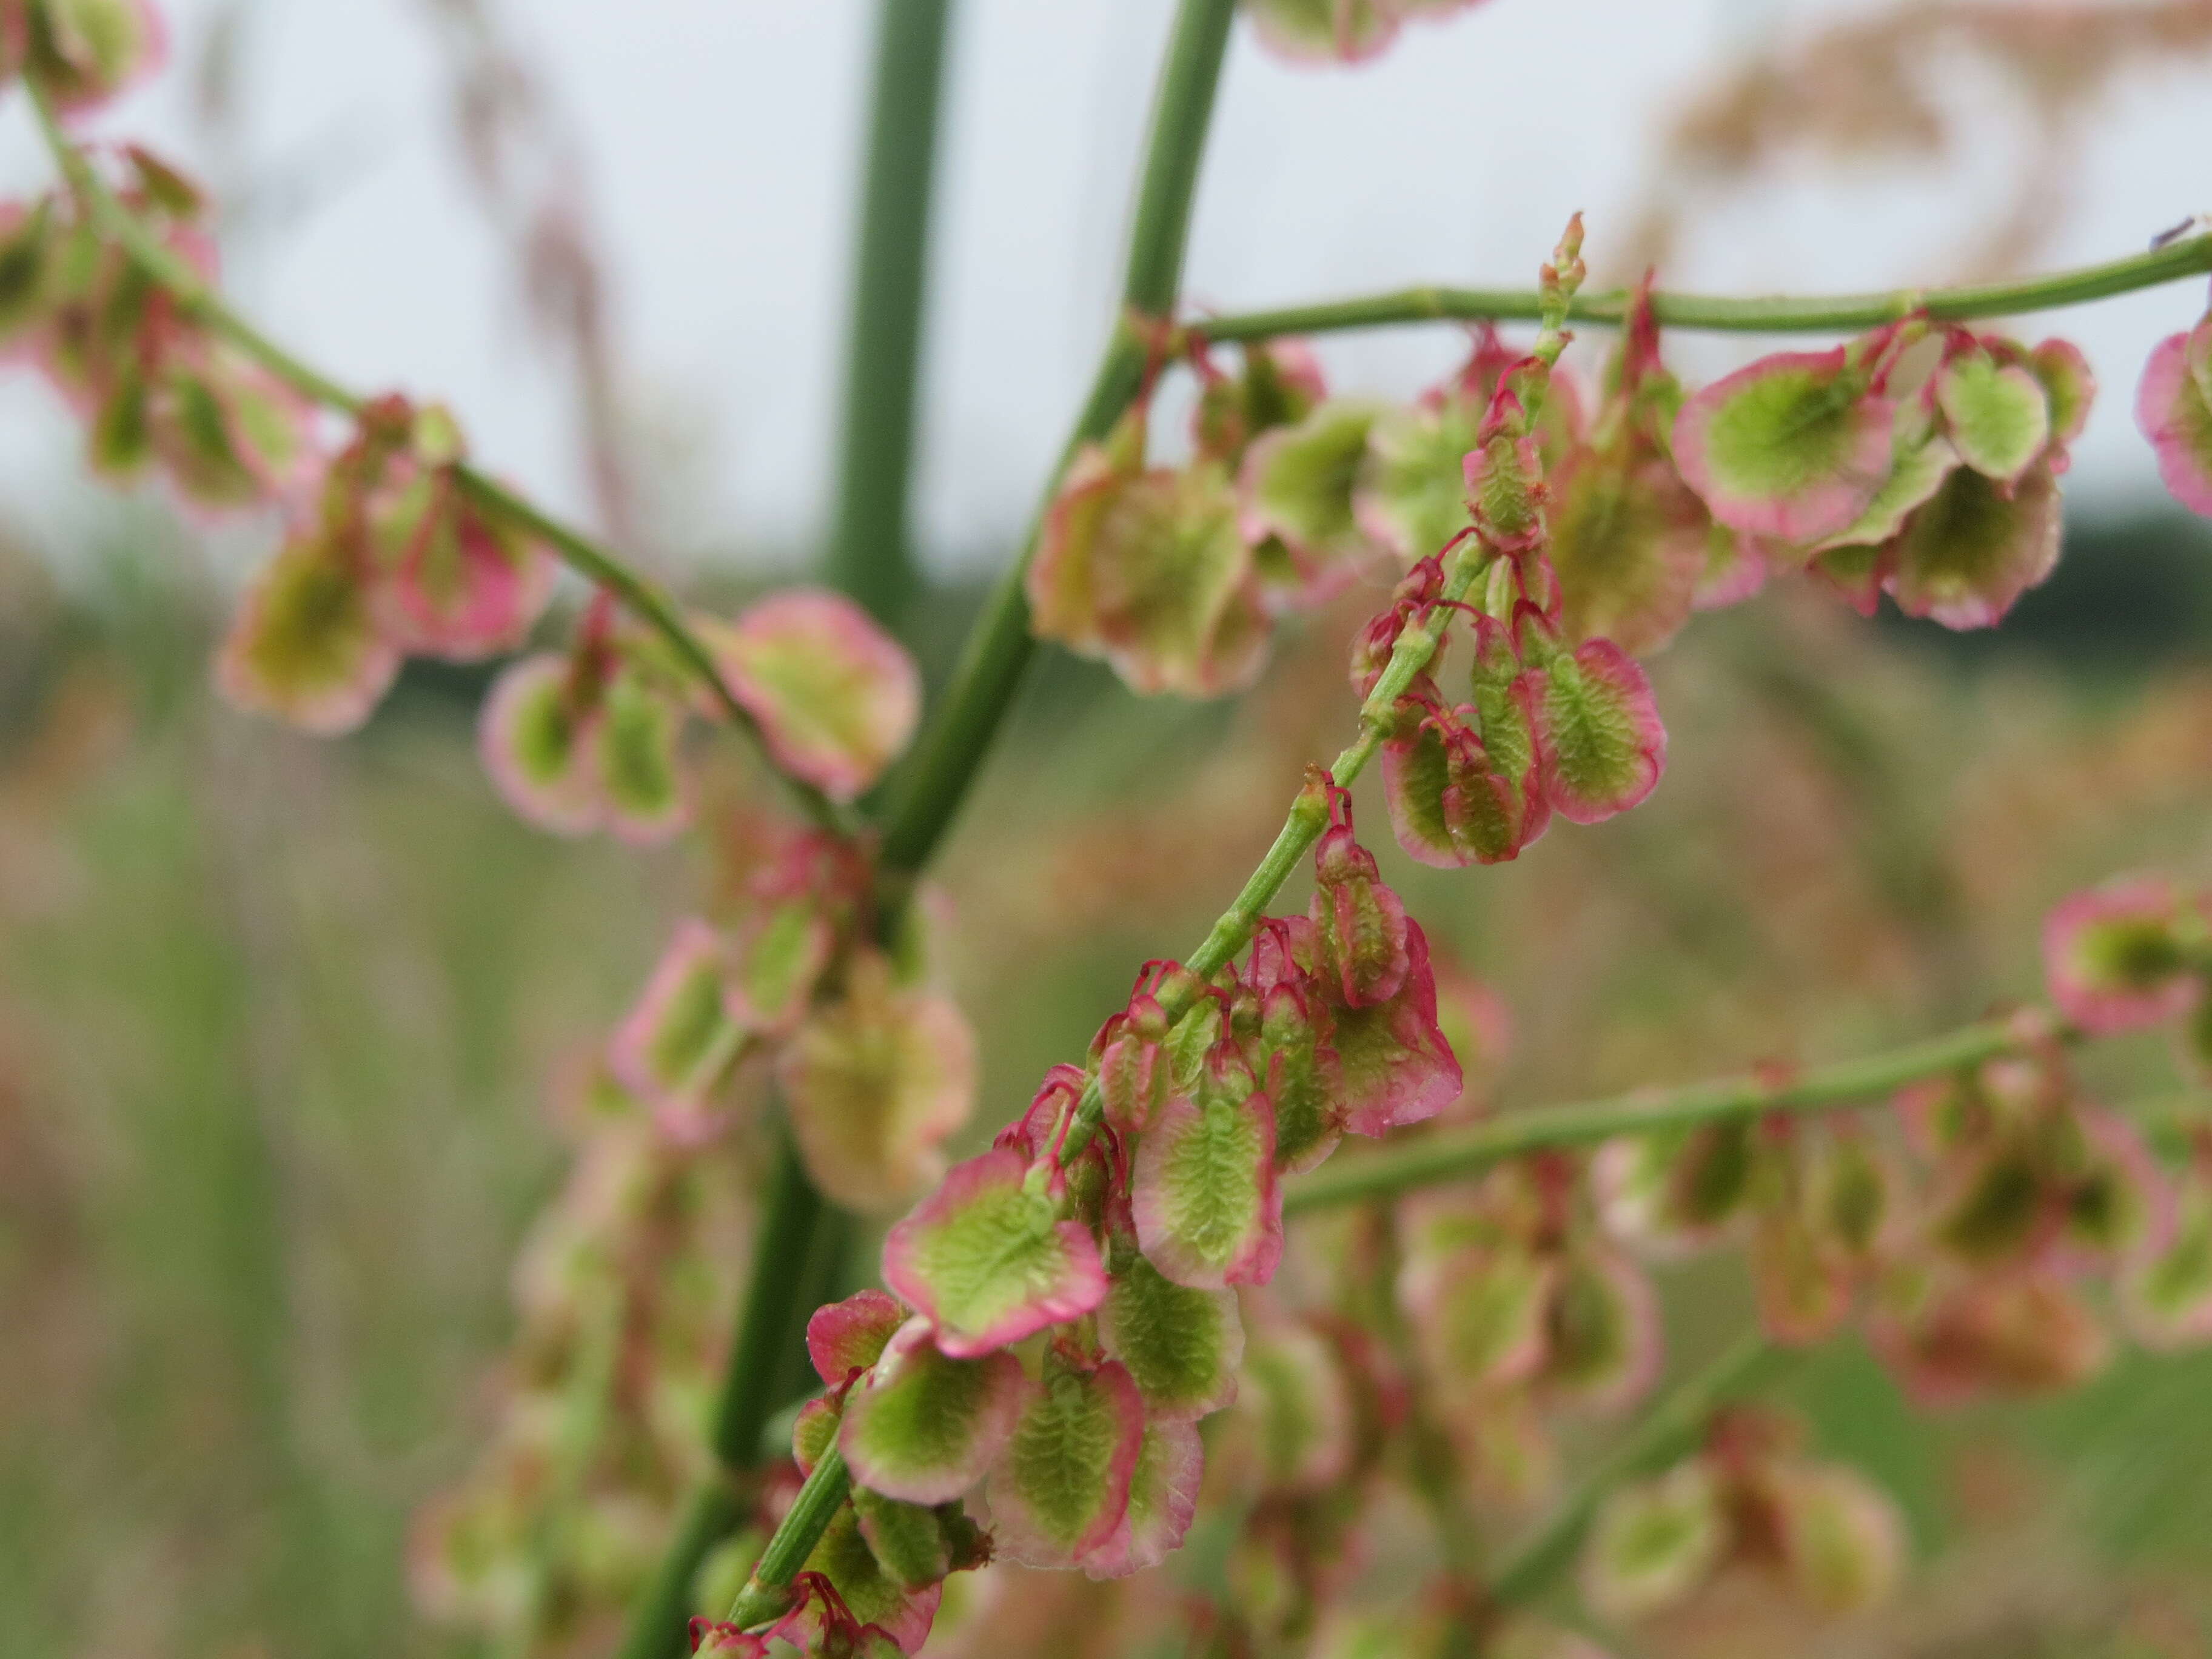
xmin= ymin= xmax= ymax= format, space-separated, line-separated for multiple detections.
xmin=1284 ymin=1013 xmax=2040 ymax=1214
xmin=874 ymin=0 xmax=1240 ymax=879
xmin=1201 ymin=233 xmax=2212 ymax=343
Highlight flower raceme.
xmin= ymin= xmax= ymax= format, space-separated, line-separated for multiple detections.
xmin=1027 ymin=276 xmax=2156 ymax=741
xmin=708 ymin=788 xmax=1465 ymax=1644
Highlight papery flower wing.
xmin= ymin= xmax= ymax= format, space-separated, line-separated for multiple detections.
xmin=1399 ymin=1244 xmax=1554 ymax=1389
xmin=1237 ymin=398 xmax=1384 ymax=606
xmin=1533 ymin=639 xmax=1666 ymax=824
xmin=1028 ymin=439 xmax=1134 ymax=653
xmin=1329 ymin=918 xmax=1461 ymax=1136
xmin=2120 ymin=1174 xmax=2212 ymax=1350
xmin=780 ymin=959 xmax=977 ymax=1213
xmin=1309 ymin=816 xmax=1410 ymax=1007
xmin=1193 ymin=338 xmax=1326 ymax=462
xmin=477 ymin=652 xmax=602 ymax=834
xmin=1543 ymin=1244 xmax=1662 ymax=1413
xmin=2028 ymin=337 xmax=2096 ymax=464
xmin=30 ymin=0 xmax=167 ymax=113
xmin=689 ymin=1620 xmax=769 ymax=1659
xmin=215 ymin=535 xmax=401 ymax=736
xmin=1769 ymin=1463 xmax=1906 ymax=1615
xmin=608 ymin=919 xmax=740 ymax=1123
xmin=1463 ymin=415 xmax=1547 ymax=555
xmin=799 ymin=1505 xmax=942 ymax=1655
xmin=1692 ymin=521 xmax=1768 ymax=611
xmin=808 ymin=1289 xmax=909 ymax=1393
xmin=708 ymin=588 xmax=922 ymax=801
xmin=1098 ymin=1247 xmax=1244 ymax=1420
xmin=1581 ymin=1461 xmax=1727 ymax=1621
xmin=375 ymin=480 xmax=554 ymax=660
xmin=2059 ymin=1107 xmax=2173 ymax=1268
xmin=982 ymin=1358 xmax=1145 ymax=1570
xmin=1885 ymin=458 xmax=2063 ymax=630
xmin=1091 ymin=463 xmax=1270 ymax=699
xmin=2042 ymin=877 xmax=2198 ymax=1035
xmin=1242 ymin=0 xmax=1401 ymax=64
xmin=1094 ymin=994 xmax=1170 ymax=1139
xmin=1253 ymin=982 xmax=1343 ymax=1172
xmin=591 ymin=669 xmax=690 ymax=844
xmin=1354 ymin=395 xmax=1480 ymax=565
xmin=725 ymin=896 xmax=834 ymax=1035
xmin=792 ymin=1396 xmax=842 ymax=1475
xmin=1131 ymin=1057 xmax=1282 ymax=1290
xmin=880 ymin=1146 xmax=1107 ymax=1356
xmin=1871 ymin=1269 xmax=2111 ymax=1407
xmin=152 ymin=355 xmax=319 ymax=514
xmin=838 ymin=1318 xmax=1026 ymax=1504
xmin=1077 ymin=1415 xmax=1204 ymax=1580
xmin=1229 ymin=1307 xmax=1355 ymax=1495
xmin=1751 ymin=1207 xmax=1854 ymax=1346
xmin=1672 ymin=347 xmax=1892 ymax=541
xmin=851 ymin=1486 xmax=953 ymax=1592
xmin=1549 ymin=451 xmax=1705 ymax=655
xmin=1806 ymin=413 xmax=1958 ymax=558
xmin=1935 ymin=350 xmax=2051 ymax=484
xmin=2136 ymin=324 xmax=2212 ymax=516
xmin=1382 ymin=712 xmax=1527 ymax=870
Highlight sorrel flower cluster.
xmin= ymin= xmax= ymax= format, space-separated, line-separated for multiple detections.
xmin=20 ymin=0 xmax=2212 ymax=1652
xmin=1034 ymin=280 xmax=2106 ymax=746
xmin=711 ymin=782 xmax=1467 ymax=1653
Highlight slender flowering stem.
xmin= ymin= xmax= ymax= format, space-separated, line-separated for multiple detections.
xmin=1480 ymin=1334 xmax=1784 ymax=1617
xmin=725 ymin=1447 xmax=854 ymax=1631
xmin=1199 ymin=233 xmax=2212 ymax=343
xmin=1284 ymin=1014 xmax=2037 ymax=1215
xmin=826 ymin=0 xmax=956 ymax=623
xmin=24 ymin=79 xmax=846 ymax=834
xmin=1054 ymin=537 xmax=1494 ymax=1166
xmin=874 ymin=0 xmax=1238 ymax=879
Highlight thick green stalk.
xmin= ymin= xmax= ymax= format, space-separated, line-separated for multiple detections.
xmin=1480 ymin=1335 xmax=1781 ymax=1618
xmin=825 ymin=0 xmax=957 ymax=623
xmin=1200 ymin=232 xmax=2212 ymax=342
xmin=615 ymin=1130 xmax=829 ymax=1659
xmin=24 ymin=79 xmax=845 ymax=833
xmin=620 ymin=10 xmax=954 ymax=1647
xmin=874 ymin=0 xmax=1238 ymax=876
xmin=712 ymin=5 xmax=1242 ymax=1624
xmin=1285 ymin=1014 xmax=2025 ymax=1215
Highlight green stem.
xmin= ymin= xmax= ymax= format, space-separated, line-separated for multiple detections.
xmin=24 ymin=78 xmax=845 ymax=832
xmin=1200 ymin=232 xmax=2212 ymax=343
xmin=826 ymin=0 xmax=957 ymax=624
xmin=874 ymin=0 xmax=1238 ymax=877
xmin=1056 ymin=543 xmax=1490 ymax=1164
xmin=711 ymin=6 xmax=1241 ymax=1622
xmin=614 ymin=1129 xmax=832 ymax=1659
xmin=726 ymin=1448 xmax=853 ymax=1630
xmin=1481 ymin=1334 xmax=1782 ymax=1617
xmin=1284 ymin=1014 xmax=2027 ymax=1215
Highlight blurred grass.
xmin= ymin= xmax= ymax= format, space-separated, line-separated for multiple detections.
xmin=4 ymin=502 xmax=2212 ymax=1655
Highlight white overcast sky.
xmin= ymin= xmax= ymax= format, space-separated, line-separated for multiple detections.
xmin=1 ymin=0 xmax=2208 ymax=577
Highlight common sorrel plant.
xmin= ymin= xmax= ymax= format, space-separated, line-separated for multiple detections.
xmin=15 ymin=1 xmax=2212 ymax=1654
